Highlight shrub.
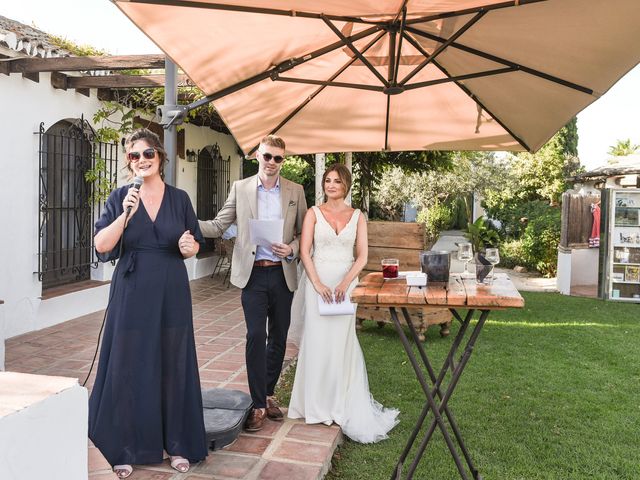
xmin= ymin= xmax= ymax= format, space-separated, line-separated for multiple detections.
xmin=465 ymin=217 xmax=500 ymax=253
xmin=520 ymin=206 xmax=561 ymax=277
xmin=499 ymin=239 xmax=528 ymax=270
xmin=483 ymin=198 xmax=551 ymax=240
xmin=417 ymin=203 xmax=454 ymax=245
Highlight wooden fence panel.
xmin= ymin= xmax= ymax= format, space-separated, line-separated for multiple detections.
xmin=560 ymin=193 xmax=600 ymax=248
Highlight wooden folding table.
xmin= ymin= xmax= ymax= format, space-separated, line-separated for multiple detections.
xmin=351 ymin=272 xmax=524 ymax=479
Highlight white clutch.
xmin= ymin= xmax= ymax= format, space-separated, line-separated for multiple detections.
xmin=317 ymin=294 xmax=356 ymax=316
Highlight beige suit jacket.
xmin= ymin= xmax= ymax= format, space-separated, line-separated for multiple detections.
xmin=198 ymin=175 xmax=307 ymax=291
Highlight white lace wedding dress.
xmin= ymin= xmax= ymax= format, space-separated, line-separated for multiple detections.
xmin=288 ymin=206 xmax=399 ymax=443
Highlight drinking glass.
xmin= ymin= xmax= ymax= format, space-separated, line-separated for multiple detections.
xmin=475 ymin=261 xmax=494 ymax=285
xmin=457 ymin=243 xmax=473 ymax=277
xmin=420 ymin=251 xmax=450 ymax=283
xmin=381 ymin=258 xmax=399 ymax=279
xmin=485 ymin=248 xmax=500 ymax=266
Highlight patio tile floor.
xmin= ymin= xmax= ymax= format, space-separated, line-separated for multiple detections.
xmin=4 ymin=276 xmax=342 ymax=479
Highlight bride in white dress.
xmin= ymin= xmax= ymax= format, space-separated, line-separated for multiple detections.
xmin=288 ymin=164 xmax=399 ymax=443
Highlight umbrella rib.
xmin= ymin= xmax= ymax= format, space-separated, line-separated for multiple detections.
xmin=275 ymin=77 xmax=384 ymax=92
xmin=184 ymin=25 xmax=382 ymax=112
xmin=405 ymin=26 xmax=593 ymax=95
xmin=405 ymin=0 xmax=548 ymax=25
xmin=388 ymin=26 xmax=396 ymax=84
xmin=392 ymin=7 xmax=407 ymax=85
xmin=392 ymin=0 xmax=410 ymax=23
xmin=403 ymin=31 xmax=530 ymax=150
xmin=118 ymin=0 xmax=378 ymax=25
xmin=247 ymin=31 xmax=388 ymax=155
xmin=431 ymin=57 xmax=532 ymax=151
xmin=399 ymin=10 xmax=487 ymax=86
xmin=404 ymin=67 xmax=517 ymax=90
xmin=321 ymin=15 xmax=390 ymax=88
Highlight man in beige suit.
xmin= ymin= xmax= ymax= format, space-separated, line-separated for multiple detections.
xmin=199 ymin=135 xmax=307 ymax=431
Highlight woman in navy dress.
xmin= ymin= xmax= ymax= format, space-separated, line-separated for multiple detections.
xmin=88 ymin=129 xmax=207 ymax=478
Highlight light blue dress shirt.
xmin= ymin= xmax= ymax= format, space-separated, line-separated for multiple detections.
xmin=255 ymin=176 xmax=282 ymax=262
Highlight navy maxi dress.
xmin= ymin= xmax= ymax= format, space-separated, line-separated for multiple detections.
xmin=88 ymin=184 xmax=208 ymax=466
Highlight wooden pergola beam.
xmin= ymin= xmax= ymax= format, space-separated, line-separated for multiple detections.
xmin=51 ymin=73 xmax=192 ymax=90
xmin=5 ymin=54 xmax=166 ymax=74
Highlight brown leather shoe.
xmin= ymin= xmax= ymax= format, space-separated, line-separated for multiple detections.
xmin=266 ymin=397 xmax=284 ymax=421
xmin=245 ymin=408 xmax=267 ymax=432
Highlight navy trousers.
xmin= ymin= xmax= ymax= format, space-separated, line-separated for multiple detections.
xmin=241 ymin=265 xmax=294 ymax=408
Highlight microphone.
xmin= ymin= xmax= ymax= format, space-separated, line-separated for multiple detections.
xmin=125 ymin=176 xmax=144 ymax=217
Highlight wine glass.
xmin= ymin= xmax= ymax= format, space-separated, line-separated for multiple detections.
xmin=485 ymin=248 xmax=500 ymax=266
xmin=457 ymin=243 xmax=473 ymax=277
xmin=485 ymin=248 xmax=500 ymax=282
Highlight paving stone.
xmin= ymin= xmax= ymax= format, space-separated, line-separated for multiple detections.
xmin=199 ymin=369 xmax=235 ymax=382
xmin=88 ymin=446 xmax=112 ymax=472
xmin=205 ymin=360 xmax=245 ymax=372
xmin=125 ymin=469 xmax=174 ymax=479
xmin=225 ymin=434 xmax=272 ymax=455
xmin=257 ymin=461 xmax=322 ymax=480
xmin=272 ymin=440 xmax=333 ymax=464
xmin=286 ymin=423 xmax=341 ymax=444
xmin=88 ymin=472 xmax=119 ymax=479
xmin=191 ymin=452 xmax=259 ymax=477
xmin=242 ymin=418 xmax=284 ymax=437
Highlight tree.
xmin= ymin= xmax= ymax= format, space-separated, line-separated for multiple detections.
xmin=608 ymin=139 xmax=639 ymax=157
xmin=352 ymin=150 xmax=452 ymax=216
xmin=484 ymin=118 xmax=582 ymax=207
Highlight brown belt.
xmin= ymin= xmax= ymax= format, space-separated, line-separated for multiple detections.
xmin=253 ymin=259 xmax=282 ymax=267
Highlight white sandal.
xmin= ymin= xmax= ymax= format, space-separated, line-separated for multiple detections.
xmin=113 ymin=464 xmax=133 ymax=479
xmin=170 ymin=456 xmax=190 ymax=473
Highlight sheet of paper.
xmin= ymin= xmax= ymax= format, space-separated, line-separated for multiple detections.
xmin=249 ymin=218 xmax=284 ymax=247
xmin=317 ymin=294 xmax=356 ymax=316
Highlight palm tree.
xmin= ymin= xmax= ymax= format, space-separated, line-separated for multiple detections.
xmin=607 ymin=138 xmax=639 ymax=157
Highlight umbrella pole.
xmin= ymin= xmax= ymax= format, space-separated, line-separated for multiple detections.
xmin=315 ymin=153 xmax=325 ymax=206
xmin=164 ymin=56 xmax=178 ymax=186
xmin=345 ymin=152 xmax=352 ymax=206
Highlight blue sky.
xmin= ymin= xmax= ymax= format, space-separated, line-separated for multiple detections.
xmin=3 ymin=1 xmax=638 ymax=169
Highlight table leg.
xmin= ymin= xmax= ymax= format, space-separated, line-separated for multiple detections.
xmin=389 ymin=307 xmax=491 ymax=480
xmin=388 ymin=307 xmax=470 ymax=480
xmin=406 ymin=309 xmax=490 ymax=479
xmin=401 ymin=308 xmax=480 ymax=479
xmin=392 ymin=309 xmax=475 ymax=475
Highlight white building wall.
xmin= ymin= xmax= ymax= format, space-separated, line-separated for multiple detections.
xmin=0 ymin=72 xmax=115 ymax=340
xmin=570 ymin=248 xmax=599 ymax=286
xmin=177 ymin=123 xmax=242 ymax=206
xmin=0 ymin=71 xmax=239 ymax=344
xmin=0 ymin=373 xmax=87 ymax=480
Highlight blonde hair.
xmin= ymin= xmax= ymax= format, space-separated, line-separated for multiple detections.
xmin=259 ymin=134 xmax=286 ymax=151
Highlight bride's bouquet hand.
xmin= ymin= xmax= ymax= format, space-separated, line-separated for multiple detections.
xmin=314 ymin=282 xmax=334 ymax=304
xmin=334 ymin=281 xmax=349 ymax=304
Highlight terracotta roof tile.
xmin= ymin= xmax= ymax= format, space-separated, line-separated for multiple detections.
xmin=0 ymin=14 xmax=70 ymax=58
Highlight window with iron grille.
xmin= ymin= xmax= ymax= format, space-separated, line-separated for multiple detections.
xmin=197 ymin=144 xmax=230 ymax=219
xmin=37 ymin=118 xmax=119 ymax=289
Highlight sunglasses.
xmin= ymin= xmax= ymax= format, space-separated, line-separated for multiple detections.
xmin=127 ymin=148 xmax=156 ymax=162
xmin=260 ymin=151 xmax=285 ymax=163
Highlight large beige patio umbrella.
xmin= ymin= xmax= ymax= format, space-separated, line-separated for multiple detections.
xmin=114 ymin=0 xmax=640 ymax=155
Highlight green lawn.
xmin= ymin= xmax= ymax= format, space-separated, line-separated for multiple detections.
xmin=277 ymin=292 xmax=640 ymax=480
